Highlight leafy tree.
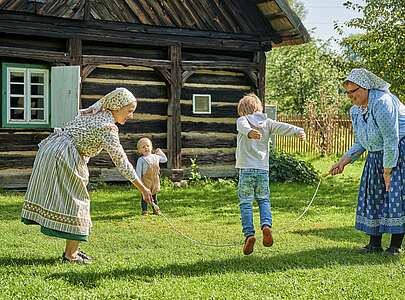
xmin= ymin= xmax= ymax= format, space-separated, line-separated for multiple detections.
xmin=265 ymin=41 xmax=350 ymax=115
xmin=287 ymin=0 xmax=307 ymax=19
xmin=339 ymin=0 xmax=405 ymax=99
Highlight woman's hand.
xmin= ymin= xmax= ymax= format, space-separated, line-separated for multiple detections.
xmin=329 ymin=156 xmax=352 ymax=175
xmin=133 ymin=179 xmax=153 ymax=204
xmin=247 ymin=129 xmax=262 ymax=140
xmin=141 ymin=188 xmax=153 ymax=204
xmin=383 ymin=168 xmax=392 ymax=192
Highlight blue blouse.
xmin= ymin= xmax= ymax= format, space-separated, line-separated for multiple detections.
xmin=344 ymin=89 xmax=405 ymax=168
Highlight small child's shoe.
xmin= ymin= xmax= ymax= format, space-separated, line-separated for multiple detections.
xmin=243 ymin=236 xmax=256 ymax=255
xmin=262 ymin=226 xmax=273 ymax=247
xmin=141 ymin=211 xmax=148 ymax=216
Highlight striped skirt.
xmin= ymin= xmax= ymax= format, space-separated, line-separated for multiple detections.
xmin=21 ymin=131 xmax=92 ymax=239
xmin=355 ymin=137 xmax=405 ymax=235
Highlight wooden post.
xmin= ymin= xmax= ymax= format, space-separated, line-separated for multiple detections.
xmin=68 ymin=38 xmax=82 ymax=66
xmin=167 ymin=45 xmax=182 ymax=176
xmin=255 ymin=51 xmax=266 ymax=106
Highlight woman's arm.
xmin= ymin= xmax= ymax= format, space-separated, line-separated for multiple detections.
xmin=373 ymin=94 xmax=400 ymax=169
xmin=101 ymin=125 xmax=153 ymax=203
xmin=329 ymin=156 xmax=352 ymax=175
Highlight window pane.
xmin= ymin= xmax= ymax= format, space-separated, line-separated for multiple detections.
xmin=10 ymin=96 xmax=25 ymax=108
xmin=10 ymin=83 xmax=24 ymax=95
xmin=31 ymin=97 xmax=44 ymax=109
xmin=194 ymin=95 xmax=210 ymax=113
xmin=10 ymin=72 xmax=24 ymax=83
xmin=10 ymin=109 xmax=25 ymax=120
xmin=31 ymin=109 xmax=44 ymax=120
xmin=31 ymin=73 xmax=44 ymax=84
xmin=31 ymin=85 xmax=44 ymax=96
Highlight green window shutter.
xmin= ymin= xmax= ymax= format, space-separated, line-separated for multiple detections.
xmin=50 ymin=66 xmax=81 ymax=128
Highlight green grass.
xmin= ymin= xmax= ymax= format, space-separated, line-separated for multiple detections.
xmin=0 ymin=157 xmax=404 ymax=299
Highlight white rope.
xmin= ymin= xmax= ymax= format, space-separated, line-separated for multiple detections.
xmin=152 ymin=176 xmax=325 ymax=248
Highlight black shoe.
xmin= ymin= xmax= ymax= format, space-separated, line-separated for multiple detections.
xmin=61 ymin=253 xmax=91 ymax=264
xmin=384 ymin=247 xmax=402 ymax=256
xmin=359 ymin=244 xmax=383 ymax=253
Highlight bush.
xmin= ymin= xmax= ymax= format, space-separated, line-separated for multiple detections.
xmin=269 ymin=150 xmax=319 ymax=184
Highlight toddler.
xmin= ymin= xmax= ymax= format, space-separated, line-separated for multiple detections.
xmin=236 ymin=93 xmax=306 ymax=255
xmin=136 ymin=137 xmax=167 ymax=215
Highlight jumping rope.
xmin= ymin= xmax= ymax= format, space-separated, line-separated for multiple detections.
xmin=151 ymin=173 xmax=329 ymax=248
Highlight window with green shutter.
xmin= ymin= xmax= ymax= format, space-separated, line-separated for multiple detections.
xmin=1 ymin=63 xmax=50 ymax=128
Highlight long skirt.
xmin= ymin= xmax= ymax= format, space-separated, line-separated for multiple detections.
xmin=355 ymin=137 xmax=405 ymax=235
xmin=21 ymin=131 xmax=91 ymax=240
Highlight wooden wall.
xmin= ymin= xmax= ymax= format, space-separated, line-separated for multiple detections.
xmin=81 ymin=63 xmax=168 ymax=169
xmin=0 ymin=35 xmax=257 ymax=184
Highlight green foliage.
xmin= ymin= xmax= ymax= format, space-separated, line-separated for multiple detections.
xmin=340 ymin=0 xmax=405 ymax=99
xmin=265 ymin=41 xmax=351 ymax=115
xmin=189 ymin=157 xmax=203 ymax=183
xmin=269 ymin=150 xmax=319 ymax=183
xmin=287 ymin=0 xmax=307 ymax=19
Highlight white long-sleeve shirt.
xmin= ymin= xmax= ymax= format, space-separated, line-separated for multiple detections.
xmin=235 ymin=113 xmax=303 ymax=170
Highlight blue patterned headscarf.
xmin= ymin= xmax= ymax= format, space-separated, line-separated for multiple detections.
xmin=345 ymin=68 xmax=390 ymax=92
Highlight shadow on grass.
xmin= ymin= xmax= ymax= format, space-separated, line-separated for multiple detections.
xmin=0 ymin=256 xmax=59 ymax=266
xmin=48 ymin=246 xmax=400 ymax=288
xmin=290 ymin=225 xmax=363 ymax=243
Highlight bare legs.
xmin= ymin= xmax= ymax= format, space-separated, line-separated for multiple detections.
xmin=64 ymin=240 xmax=80 ymax=260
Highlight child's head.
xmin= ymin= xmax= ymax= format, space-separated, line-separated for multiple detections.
xmin=137 ymin=137 xmax=153 ymax=156
xmin=237 ymin=93 xmax=263 ymax=116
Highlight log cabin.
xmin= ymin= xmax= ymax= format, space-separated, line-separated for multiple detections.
xmin=0 ymin=0 xmax=309 ymax=189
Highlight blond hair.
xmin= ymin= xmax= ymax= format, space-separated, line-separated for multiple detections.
xmin=237 ymin=93 xmax=263 ymax=116
xmin=137 ymin=137 xmax=152 ymax=151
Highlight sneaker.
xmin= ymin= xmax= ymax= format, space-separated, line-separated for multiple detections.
xmin=243 ymin=236 xmax=256 ymax=255
xmin=61 ymin=253 xmax=91 ymax=264
xmin=141 ymin=211 xmax=148 ymax=216
xmin=359 ymin=244 xmax=384 ymax=253
xmin=384 ymin=247 xmax=402 ymax=256
xmin=262 ymin=226 xmax=273 ymax=247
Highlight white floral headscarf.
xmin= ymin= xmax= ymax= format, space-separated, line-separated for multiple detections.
xmin=345 ymin=68 xmax=390 ymax=92
xmin=80 ymin=88 xmax=136 ymax=116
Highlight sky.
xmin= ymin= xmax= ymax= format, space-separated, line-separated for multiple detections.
xmin=298 ymin=0 xmax=364 ymax=51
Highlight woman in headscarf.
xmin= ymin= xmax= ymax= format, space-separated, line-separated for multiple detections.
xmin=330 ymin=69 xmax=405 ymax=255
xmin=21 ymin=88 xmax=153 ymax=264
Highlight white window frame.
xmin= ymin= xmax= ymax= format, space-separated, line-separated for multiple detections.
xmin=6 ymin=67 xmax=49 ymax=125
xmin=192 ymin=94 xmax=211 ymax=114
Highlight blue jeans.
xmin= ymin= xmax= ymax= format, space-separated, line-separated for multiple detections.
xmin=238 ymin=169 xmax=272 ymax=237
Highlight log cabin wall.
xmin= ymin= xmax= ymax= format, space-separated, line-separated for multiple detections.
xmin=80 ymin=40 xmax=170 ymax=170
xmin=181 ymin=48 xmax=255 ymax=175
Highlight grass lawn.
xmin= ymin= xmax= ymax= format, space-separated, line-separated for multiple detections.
xmin=0 ymin=156 xmax=404 ymax=299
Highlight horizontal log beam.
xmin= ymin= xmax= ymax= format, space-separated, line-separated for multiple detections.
xmin=0 ymin=45 xmax=70 ymax=63
xmin=182 ymin=60 xmax=258 ymax=71
xmin=82 ymin=55 xmax=171 ymax=68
